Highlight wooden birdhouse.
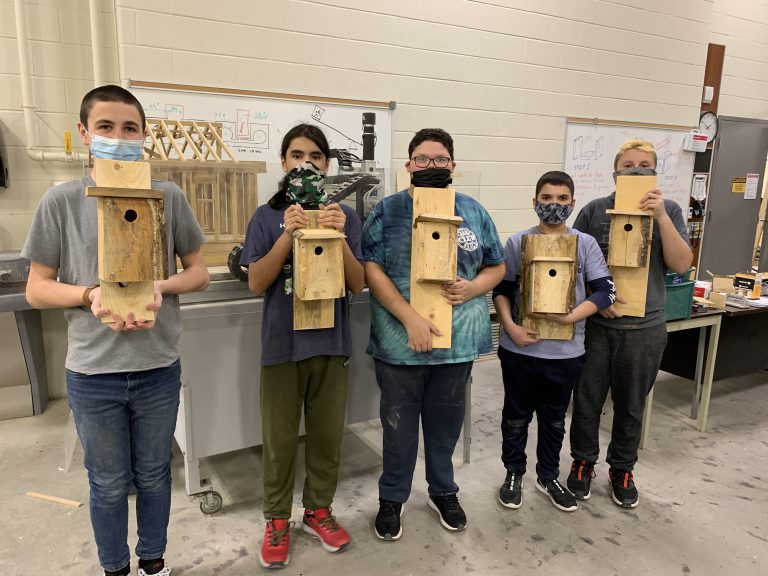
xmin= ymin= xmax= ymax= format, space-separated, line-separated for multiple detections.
xmin=606 ymin=175 xmax=657 ymax=318
xmin=409 ymin=187 xmax=462 ymax=349
xmin=293 ymin=229 xmax=346 ymax=301
xmin=413 ymin=213 xmax=463 ymax=283
xmin=529 ymin=256 xmax=576 ymax=314
xmin=605 ymin=210 xmax=652 ymax=267
xmin=520 ymin=234 xmax=578 ymax=340
xmin=292 ymin=210 xmax=346 ymax=330
xmin=86 ymin=159 xmax=168 ymax=323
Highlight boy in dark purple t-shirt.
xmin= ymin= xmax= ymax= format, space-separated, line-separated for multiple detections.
xmin=240 ymin=124 xmax=364 ymax=569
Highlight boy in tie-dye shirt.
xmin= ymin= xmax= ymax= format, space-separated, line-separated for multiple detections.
xmin=362 ymin=128 xmax=505 ymax=540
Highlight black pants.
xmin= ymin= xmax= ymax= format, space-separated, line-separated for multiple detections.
xmin=569 ymin=321 xmax=667 ymax=471
xmin=498 ymin=347 xmax=585 ymax=482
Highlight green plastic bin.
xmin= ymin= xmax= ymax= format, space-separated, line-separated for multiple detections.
xmin=665 ymin=280 xmax=694 ymax=321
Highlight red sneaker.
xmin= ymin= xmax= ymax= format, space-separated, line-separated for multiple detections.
xmin=259 ymin=518 xmax=292 ymax=569
xmin=302 ymin=507 xmax=351 ymax=552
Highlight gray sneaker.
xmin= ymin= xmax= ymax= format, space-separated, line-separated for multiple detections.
xmin=536 ymin=477 xmax=578 ymax=512
xmin=498 ymin=471 xmax=523 ymax=509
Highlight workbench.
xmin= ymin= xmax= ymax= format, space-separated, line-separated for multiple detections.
xmin=641 ymin=309 xmax=723 ymax=448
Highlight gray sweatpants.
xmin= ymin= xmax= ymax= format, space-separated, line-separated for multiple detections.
xmin=569 ymin=320 xmax=667 ymax=471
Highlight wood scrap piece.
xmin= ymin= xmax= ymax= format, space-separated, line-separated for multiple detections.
xmin=26 ymin=491 xmax=82 ymax=508
xmin=100 ymin=281 xmax=156 ymax=324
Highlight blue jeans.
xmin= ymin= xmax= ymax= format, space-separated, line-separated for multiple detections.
xmin=374 ymin=359 xmax=472 ymax=503
xmin=66 ymin=359 xmax=181 ymax=573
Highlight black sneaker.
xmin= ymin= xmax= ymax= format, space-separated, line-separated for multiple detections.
xmin=535 ymin=477 xmax=578 ymax=512
xmin=498 ymin=471 xmax=523 ymax=509
xmin=374 ymin=499 xmax=403 ymax=541
xmin=427 ymin=494 xmax=467 ymax=531
xmin=567 ymin=459 xmax=595 ymax=501
xmin=608 ymin=468 xmax=639 ymax=509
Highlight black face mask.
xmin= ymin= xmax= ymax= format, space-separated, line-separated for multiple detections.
xmin=612 ymin=166 xmax=657 ymax=183
xmin=410 ymin=167 xmax=453 ymax=189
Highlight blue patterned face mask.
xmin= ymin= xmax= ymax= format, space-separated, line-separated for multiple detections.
xmin=534 ymin=202 xmax=574 ymax=225
xmin=89 ymin=133 xmax=144 ymax=161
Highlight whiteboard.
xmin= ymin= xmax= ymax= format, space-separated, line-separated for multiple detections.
xmin=130 ymin=84 xmax=394 ymax=205
xmin=563 ymin=120 xmax=695 ymax=222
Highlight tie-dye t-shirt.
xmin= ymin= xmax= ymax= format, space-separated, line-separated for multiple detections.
xmin=362 ymin=190 xmax=504 ymax=365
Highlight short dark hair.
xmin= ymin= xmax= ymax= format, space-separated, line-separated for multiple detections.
xmin=269 ymin=123 xmax=331 ymax=210
xmin=535 ymin=171 xmax=574 ymax=198
xmin=407 ymin=128 xmax=454 ymax=160
xmin=79 ymin=84 xmax=146 ymax=129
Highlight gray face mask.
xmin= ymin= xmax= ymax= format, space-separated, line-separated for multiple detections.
xmin=612 ymin=166 xmax=657 ymax=183
xmin=534 ymin=202 xmax=574 ymax=225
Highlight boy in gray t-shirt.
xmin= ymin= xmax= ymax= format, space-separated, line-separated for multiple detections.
xmin=566 ymin=139 xmax=692 ymax=510
xmin=21 ymin=85 xmax=208 ymax=576
xmin=493 ymin=171 xmax=615 ymax=514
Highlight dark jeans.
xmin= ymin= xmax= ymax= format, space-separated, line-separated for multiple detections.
xmin=570 ymin=321 xmax=668 ymax=471
xmin=498 ymin=347 xmax=585 ymax=482
xmin=66 ymin=360 xmax=181 ymax=573
xmin=374 ymin=359 xmax=472 ymax=503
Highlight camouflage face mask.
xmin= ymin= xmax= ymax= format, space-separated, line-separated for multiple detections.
xmin=286 ymin=162 xmax=328 ymax=207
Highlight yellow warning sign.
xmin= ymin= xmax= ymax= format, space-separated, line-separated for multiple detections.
xmin=732 ymin=177 xmax=747 ymax=193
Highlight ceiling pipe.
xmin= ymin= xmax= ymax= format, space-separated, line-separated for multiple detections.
xmin=14 ymin=0 xmax=87 ymax=163
xmin=113 ymin=0 xmax=130 ymax=88
xmin=89 ymin=0 xmax=104 ymax=87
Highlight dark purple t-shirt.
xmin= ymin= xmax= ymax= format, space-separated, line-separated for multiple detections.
xmin=240 ymin=203 xmax=363 ymax=366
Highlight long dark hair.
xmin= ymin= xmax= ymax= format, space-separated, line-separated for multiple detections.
xmin=268 ymin=123 xmax=331 ymax=210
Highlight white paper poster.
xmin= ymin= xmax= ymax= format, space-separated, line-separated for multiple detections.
xmin=745 ymin=173 xmax=760 ymax=200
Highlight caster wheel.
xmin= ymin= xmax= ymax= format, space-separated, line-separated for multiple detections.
xmin=199 ymin=490 xmax=223 ymax=514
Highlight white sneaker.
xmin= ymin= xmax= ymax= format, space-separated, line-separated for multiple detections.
xmin=138 ymin=562 xmax=171 ymax=576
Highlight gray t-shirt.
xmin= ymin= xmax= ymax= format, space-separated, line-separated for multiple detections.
xmin=498 ymin=227 xmax=610 ymax=359
xmin=21 ymin=176 xmax=206 ymax=374
xmin=573 ymin=192 xmax=689 ymax=329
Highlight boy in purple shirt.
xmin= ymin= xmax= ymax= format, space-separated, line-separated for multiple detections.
xmin=493 ymin=171 xmax=615 ymax=512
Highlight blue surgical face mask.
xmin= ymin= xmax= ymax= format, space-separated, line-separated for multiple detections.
xmin=89 ymin=133 xmax=144 ymax=161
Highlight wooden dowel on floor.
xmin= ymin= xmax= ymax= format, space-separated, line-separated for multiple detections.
xmin=25 ymin=491 xmax=82 ymax=508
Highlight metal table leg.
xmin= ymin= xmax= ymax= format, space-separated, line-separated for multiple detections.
xmin=697 ymin=316 xmax=722 ymax=432
xmin=690 ymin=326 xmax=707 ymax=419
xmin=14 ymin=309 xmax=48 ymax=414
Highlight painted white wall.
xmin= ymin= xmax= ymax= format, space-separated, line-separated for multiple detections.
xmin=116 ymin=0 xmax=713 ymax=236
xmin=710 ymin=0 xmax=768 ymax=120
xmin=3 ymin=0 xmax=768 ymax=398
xmin=0 ymin=0 xmax=118 ymax=250
xmin=2 ymin=0 xmax=718 ymax=252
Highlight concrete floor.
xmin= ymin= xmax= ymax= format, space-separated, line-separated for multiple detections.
xmin=1 ymin=360 xmax=767 ymax=576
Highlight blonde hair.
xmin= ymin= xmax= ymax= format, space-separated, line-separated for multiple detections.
xmin=614 ymin=139 xmax=657 ymax=169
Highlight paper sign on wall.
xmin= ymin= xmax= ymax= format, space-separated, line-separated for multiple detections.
xmin=745 ymin=173 xmax=760 ymax=200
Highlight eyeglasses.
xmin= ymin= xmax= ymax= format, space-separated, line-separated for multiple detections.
xmin=411 ymin=155 xmax=451 ymax=169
